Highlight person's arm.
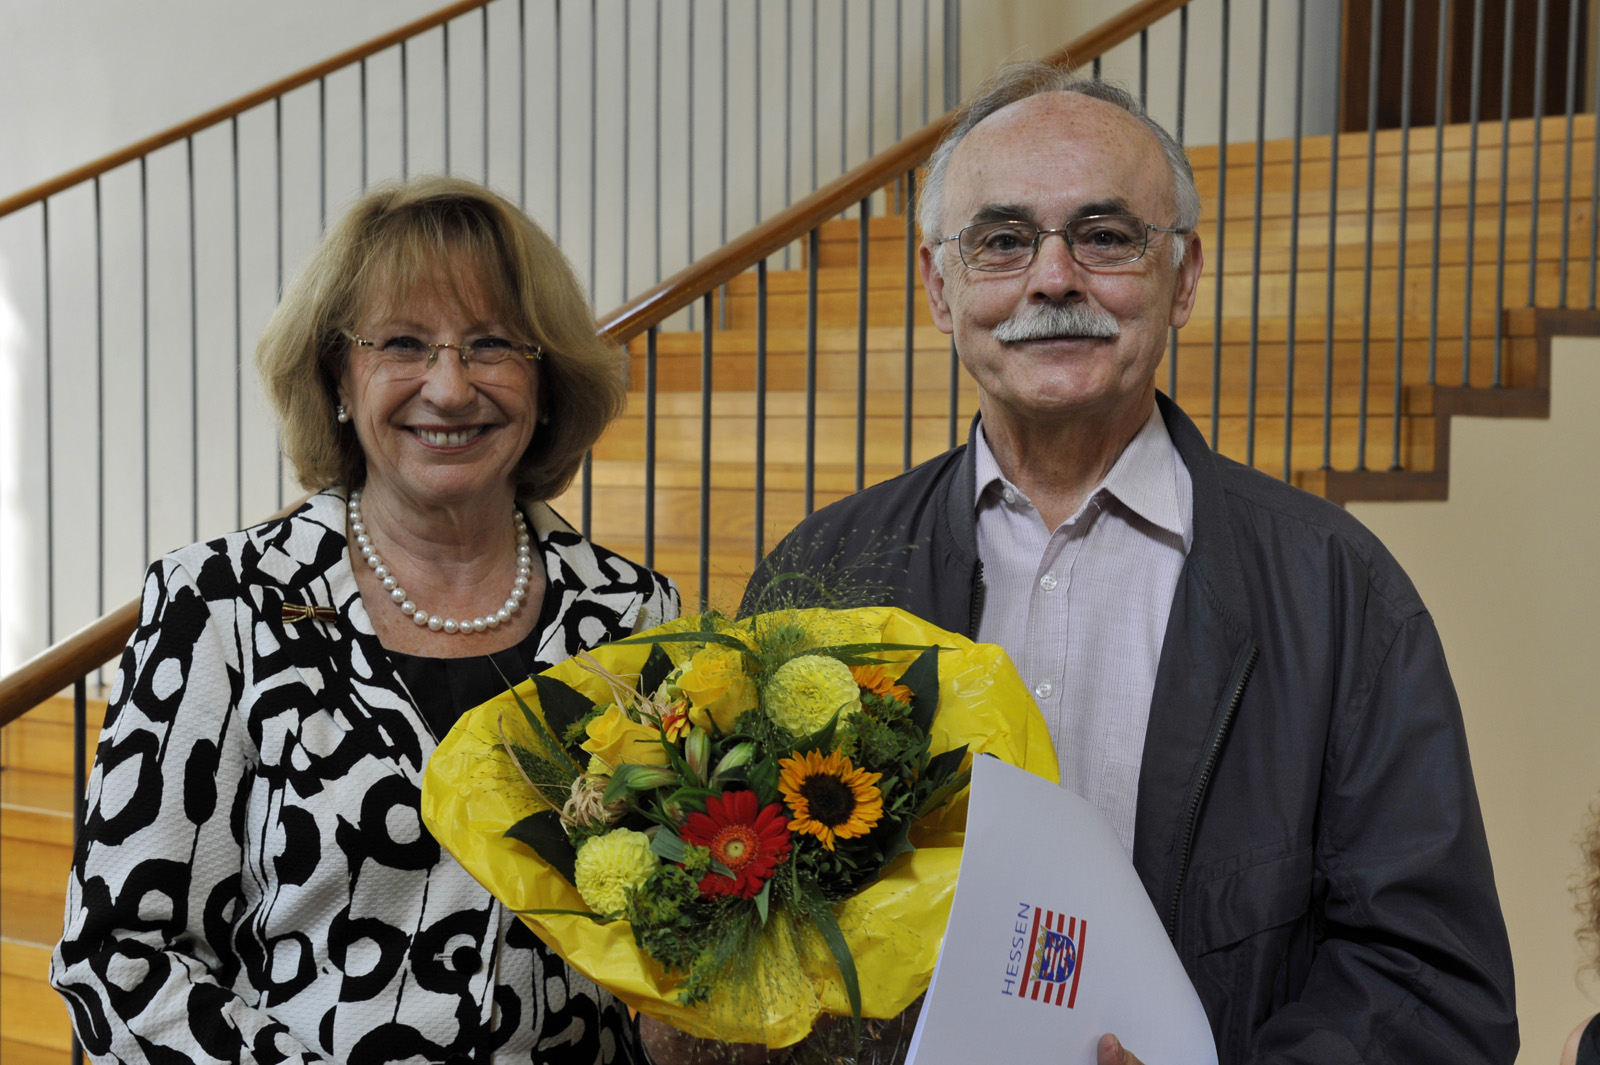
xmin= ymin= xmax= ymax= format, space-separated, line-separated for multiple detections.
xmin=50 ymin=559 xmax=326 ymax=1064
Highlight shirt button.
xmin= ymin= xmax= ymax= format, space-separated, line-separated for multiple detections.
xmin=1034 ymin=681 xmax=1053 ymax=699
xmin=1039 ymin=573 xmax=1058 ymax=591
xmin=1002 ymin=487 xmax=1018 ymax=505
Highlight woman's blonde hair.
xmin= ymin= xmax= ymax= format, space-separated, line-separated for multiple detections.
xmin=257 ymin=175 xmax=625 ymax=500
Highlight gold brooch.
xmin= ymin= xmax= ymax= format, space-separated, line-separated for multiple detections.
xmin=281 ymin=603 xmax=339 ymax=624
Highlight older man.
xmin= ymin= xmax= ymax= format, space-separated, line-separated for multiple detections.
xmin=748 ymin=63 xmax=1516 ymax=1063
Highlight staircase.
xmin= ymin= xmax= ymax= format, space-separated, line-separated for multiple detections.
xmin=1 ymin=695 xmax=99 ymax=1063
xmin=552 ymin=112 xmax=1600 ymax=610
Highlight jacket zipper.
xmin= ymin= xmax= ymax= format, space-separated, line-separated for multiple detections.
xmin=1166 ymin=644 xmax=1259 ymax=939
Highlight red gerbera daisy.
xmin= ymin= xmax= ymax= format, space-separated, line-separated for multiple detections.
xmin=680 ymin=790 xmax=792 ymax=898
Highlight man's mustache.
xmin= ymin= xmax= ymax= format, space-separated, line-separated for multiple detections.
xmin=991 ymin=303 xmax=1120 ymax=342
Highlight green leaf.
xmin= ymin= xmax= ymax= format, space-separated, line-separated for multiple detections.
xmin=792 ymin=710 xmax=841 ymax=755
xmin=533 ymin=674 xmax=599 ymax=744
xmin=754 ymin=880 xmax=772 ymax=925
xmin=514 ymin=906 xmax=619 ymax=924
xmin=922 ymin=745 xmax=969 ymax=789
xmin=639 ymin=643 xmax=674 ymax=696
xmin=799 ymin=641 xmax=940 ymax=660
xmin=503 ymin=811 xmax=578 ymax=885
xmin=613 ymin=631 xmax=753 ymax=654
xmin=900 ymin=647 xmax=941 ymax=735
xmin=805 ymin=890 xmax=862 ymax=1048
xmin=649 ymin=828 xmax=690 ymax=863
xmin=602 ymin=763 xmax=681 ymax=803
xmin=746 ymin=756 xmax=780 ymax=806
xmin=508 ymin=684 xmax=582 ymax=777
xmin=917 ymin=766 xmax=972 ymax=820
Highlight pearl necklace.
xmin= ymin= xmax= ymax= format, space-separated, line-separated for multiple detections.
xmin=348 ymin=488 xmax=533 ymax=635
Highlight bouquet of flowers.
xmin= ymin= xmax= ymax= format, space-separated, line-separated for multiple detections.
xmin=421 ymin=606 xmax=1056 ymax=1048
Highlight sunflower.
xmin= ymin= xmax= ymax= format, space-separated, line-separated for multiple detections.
xmin=849 ymin=664 xmax=914 ymax=705
xmin=679 ymin=790 xmax=792 ymax=898
xmin=777 ymin=749 xmax=884 ymax=851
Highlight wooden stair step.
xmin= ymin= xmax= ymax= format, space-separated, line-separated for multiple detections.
xmin=1 ymin=940 xmax=73 ymax=1053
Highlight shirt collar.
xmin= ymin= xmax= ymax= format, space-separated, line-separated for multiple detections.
xmin=972 ymin=405 xmax=1190 ymax=548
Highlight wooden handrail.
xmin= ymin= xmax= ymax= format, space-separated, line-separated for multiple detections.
xmin=0 ymin=0 xmax=1192 ymax=726
xmin=0 ymin=0 xmax=492 ymax=220
xmin=599 ymin=0 xmax=1192 ymax=345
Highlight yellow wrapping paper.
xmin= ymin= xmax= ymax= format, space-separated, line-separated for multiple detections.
xmin=420 ymin=606 xmax=1058 ymax=1047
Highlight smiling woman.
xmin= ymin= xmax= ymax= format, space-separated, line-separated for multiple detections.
xmin=50 ymin=176 xmax=680 ymax=1063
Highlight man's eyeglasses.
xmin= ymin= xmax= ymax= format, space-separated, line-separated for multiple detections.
xmin=936 ymin=215 xmax=1188 ymax=272
xmin=345 ymin=331 xmax=542 ymax=378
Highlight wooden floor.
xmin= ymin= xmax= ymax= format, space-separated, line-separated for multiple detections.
xmin=5 ymin=113 xmax=1600 ymax=1058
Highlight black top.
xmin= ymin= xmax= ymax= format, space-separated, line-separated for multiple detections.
xmin=1579 ymin=1014 xmax=1600 ymax=1065
xmin=388 ymin=571 xmax=564 ymax=741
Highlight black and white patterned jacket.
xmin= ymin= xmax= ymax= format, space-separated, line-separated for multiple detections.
xmin=51 ymin=489 xmax=680 ymax=1064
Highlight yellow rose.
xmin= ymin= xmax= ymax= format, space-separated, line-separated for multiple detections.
xmin=581 ymin=705 xmax=669 ymax=769
xmin=677 ymin=644 xmax=758 ymax=734
xmin=574 ymin=828 xmax=660 ymax=915
xmin=765 ymin=655 xmax=862 ymax=736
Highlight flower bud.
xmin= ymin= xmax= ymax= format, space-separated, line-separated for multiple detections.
xmin=713 ymin=741 xmax=757 ymax=779
xmin=685 ymin=727 xmax=712 ymax=784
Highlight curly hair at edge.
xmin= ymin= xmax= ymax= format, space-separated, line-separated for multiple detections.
xmin=256 ymin=175 xmax=626 ymax=501
xmin=1579 ymin=798 xmax=1600 ymax=983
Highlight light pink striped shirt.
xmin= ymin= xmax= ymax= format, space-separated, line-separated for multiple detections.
xmin=973 ymin=406 xmax=1192 ymax=855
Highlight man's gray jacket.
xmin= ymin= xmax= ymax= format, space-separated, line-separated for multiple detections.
xmin=746 ymin=394 xmax=1517 ymax=1063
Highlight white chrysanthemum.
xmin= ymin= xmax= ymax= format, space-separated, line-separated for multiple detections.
xmin=764 ymin=655 xmax=862 ymax=736
xmin=574 ymin=828 xmax=659 ymax=915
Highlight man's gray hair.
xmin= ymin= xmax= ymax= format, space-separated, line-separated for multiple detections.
xmin=918 ymin=61 xmax=1201 ymax=271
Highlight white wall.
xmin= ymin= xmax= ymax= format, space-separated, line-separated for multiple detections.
xmin=1350 ymin=336 xmax=1600 ymax=1065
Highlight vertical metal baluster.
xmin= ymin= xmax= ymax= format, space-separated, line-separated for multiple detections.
xmin=142 ymin=158 xmax=152 ymax=560
xmin=1210 ymin=0 xmax=1230 ymax=450
xmin=1321 ymin=0 xmax=1345 ymax=470
xmin=1138 ymin=28 xmax=1148 ymax=105
xmin=556 ymin=0 xmax=563 ymax=244
xmin=1591 ymin=2 xmax=1600 ymax=309
xmin=755 ymin=0 xmax=763 ymax=229
xmin=895 ymin=0 xmax=904 ymax=143
xmin=361 ymin=58 xmax=369 ymax=191
xmin=922 ymin=0 xmax=930 ymax=125
xmin=1491 ymin=0 xmax=1515 ymax=385
xmin=1284 ymin=0 xmax=1307 ymax=482
xmin=1428 ymin=0 xmax=1448 ymax=384
xmin=1461 ymin=0 xmax=1485 ymax=384
xmin=1169 ymin=5 xmax=1188 ymax=400
xmin=645 ymin=325 xmax=658 ymax=569
xmin=719 ymin=0 xmax=729 ymax=328
xmin=69 ymin=668 xmax=87 ymax=1065
xmin=1557 ymin=0 xmax=1577 ymax=307
xmin=868 ymin=0 xmax=877 ymax=157
xmin=519 ymin=0 xmax=527 ymax=207
xmin=1526 ymin=0 xmax=1549 ymax=308
xmin=812 ymin=0 xmax=820 ymax=193
xmin=942 ymin=0 xmax=958 ymax=109
xmin=233 ymin=118 xmax=243 ymax=528
xmin=1093 ymin=56 xmax=1101 ymax=80
xmin=841 ymin=0 xmax=849 ymax=178
xmin=402 ymin=38 xmax=411 ymax=178
xmin=589 ymin=0 xmax=598 ymax=305
xmin=189 ymin=136 xmax=200 ymax=538
xmin=786 ymin=0 xmax=794 ymax=269
xmin=655 ymin=0 xmax=663 ymax=283
xmin=482 ymin=4 xmax=490 ymax=182
xmin=43 ymin=199 xmax=55 ymax=642
xmin=1356 ymin=0 xmax=1382 ymax=471
xmin=699 ymin=292 xmax=714 ymax=609
xmin=1391 ymin=0 xmax=1416 ymax=470
xmin=95 ymin=179 xmax=105 ymax=628
xmin=904 ymin=171 xmax=916 ymax=471
xmin=688 ymin=0 xmax=697 ymax=329
xmin=623 ymin=0 xmax=632 ymax=298
xmin=1246 ymin=0 xmax=1268 ymax=470
xmin=275 ymin=100 xmax=285 ymax=505
xmin=857 ymin=198 xmax=870 ymax=492
xmin=445 ymin=21 xmax=453 ymax=174
xmin=806 ymin=228 xmax=820 ymax=516
xmin=755 ymin=258 xmax=770 ymax=562
xmin=319 ymin=78 xmax=327 ymax=230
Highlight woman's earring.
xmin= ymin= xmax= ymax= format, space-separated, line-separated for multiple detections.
xmin=336 ymin=404 xmax=350 ymax=424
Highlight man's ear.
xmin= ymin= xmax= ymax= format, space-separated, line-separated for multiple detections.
xmin=1168 ymin=233 xmax=1204 ymax=330
xmin=919 ymin=243 xmax=956 ymax=335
